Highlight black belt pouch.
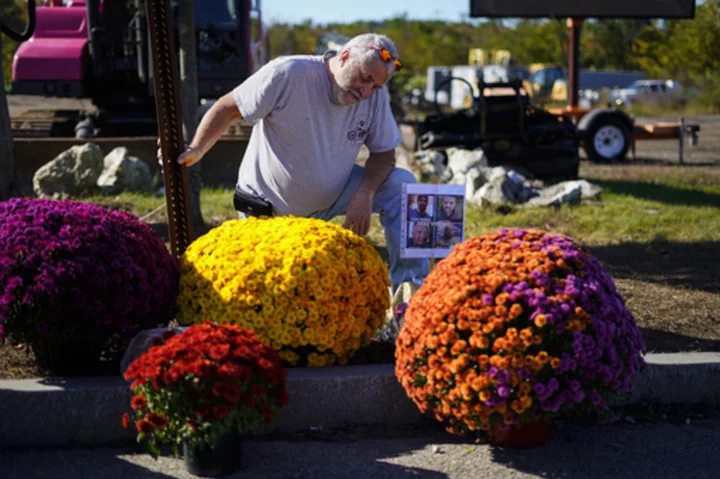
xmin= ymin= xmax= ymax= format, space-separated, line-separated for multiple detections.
xmin=233 ymin=189 xmax=273 ymax=217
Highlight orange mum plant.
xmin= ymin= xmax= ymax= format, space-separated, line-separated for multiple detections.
xmin=395 ymin=229 xmax=645 ymax=436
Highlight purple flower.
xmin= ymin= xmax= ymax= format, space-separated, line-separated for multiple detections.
xmin=547 ymin=378 xmax=559 ymax=391
xmin=496 ymin=385 xmax=510 ymax=398
xmin=0 ymin=198 xmax=179 ymax=367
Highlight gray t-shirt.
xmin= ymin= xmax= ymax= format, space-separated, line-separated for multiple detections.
xmin=232 ymin=53 xmax=402 ymax=217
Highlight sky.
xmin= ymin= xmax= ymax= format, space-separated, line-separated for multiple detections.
xmin=261 ymin=0 xmax=475 ymax=25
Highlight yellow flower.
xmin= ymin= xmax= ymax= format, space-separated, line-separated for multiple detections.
xmin=177 ymin=217 xmax=390 ymax=367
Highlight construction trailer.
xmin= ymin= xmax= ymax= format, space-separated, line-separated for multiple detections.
xmin=415 ymin=0 xmax=700 ymax=178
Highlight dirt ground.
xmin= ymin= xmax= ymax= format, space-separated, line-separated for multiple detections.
xmin=2 ymin=97 xmax=719 ymax=379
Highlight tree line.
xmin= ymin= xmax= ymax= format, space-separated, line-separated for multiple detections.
xmin=2 ymin=1 xmax=718 ymax=109
xmin=266 ymin=1 xmax=719 ymax=109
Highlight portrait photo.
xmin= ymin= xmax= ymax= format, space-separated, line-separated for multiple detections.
xmin=401 ymin=183 xmax=466 ymax=259
xmin=435 ymin=195 xmax=464 ymax=222
xmin=407 ymin=221 xmax=432 ymax=249
xmin=407 ymin=194 xmax=435 ymax=220
xmin=434 ymin=221 xmax=463 ymax=248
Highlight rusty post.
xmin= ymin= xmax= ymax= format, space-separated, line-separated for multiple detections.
xmin=145 ymin=0 xmax=194 ymax=256
xmin=567 ymin=18 xmax=584 ymax=109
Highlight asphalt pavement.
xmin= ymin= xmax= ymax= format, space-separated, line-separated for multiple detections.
xmin=2 ymin=415 xmax=719 ymax=479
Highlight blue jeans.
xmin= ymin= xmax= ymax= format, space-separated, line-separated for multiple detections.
xmin=309 ymin=165 xmax=429 ymax=293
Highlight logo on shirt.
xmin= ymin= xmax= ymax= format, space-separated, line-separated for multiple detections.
xmin=347 ymin=120 xmax=369 ymax=143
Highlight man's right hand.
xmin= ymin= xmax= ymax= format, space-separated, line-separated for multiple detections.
xmin=156 ymin=139 xmax=203 ymax=169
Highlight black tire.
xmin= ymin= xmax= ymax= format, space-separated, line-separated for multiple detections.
xmin=584 ymin=117 xmax=630 ymax=163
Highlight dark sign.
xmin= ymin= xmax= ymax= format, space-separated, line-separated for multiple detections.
xmin=469 ymin=0 xmax=696 ymax=19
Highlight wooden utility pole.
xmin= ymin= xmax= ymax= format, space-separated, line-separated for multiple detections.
xmin=0 ymin=35 xmax=20 ymax=201
xmin=178 ymin=0 xmax=206 ymax=235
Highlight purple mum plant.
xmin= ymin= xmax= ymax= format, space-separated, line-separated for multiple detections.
xmin=0 ymin=198 xmax=179 ymax=373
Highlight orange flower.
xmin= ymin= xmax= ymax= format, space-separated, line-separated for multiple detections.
xmin=131 ymin=394 xmax=148 ymax=411
xmin=534 ymin=314 xmax=547 ymax=328
xmin=122 ymin=413 xmax=130 ymax=430
xmin=509 ymin=304 xmax=524 ymax=319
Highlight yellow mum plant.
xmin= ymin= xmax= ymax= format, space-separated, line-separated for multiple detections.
xmin=177 ymin=217 xmax=390 ymax=367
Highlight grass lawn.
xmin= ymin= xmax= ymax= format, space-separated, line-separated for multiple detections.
xmin=84 ymin=161 xmax=720 ymax=354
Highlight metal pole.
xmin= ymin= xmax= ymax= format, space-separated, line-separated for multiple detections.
xmin=146 ymin=0 xmax=194 ymax=256
xmin=567 ymin=18 xmax=583 ymax=109
xmin=679 ymin=117 xmax=685 ymax=164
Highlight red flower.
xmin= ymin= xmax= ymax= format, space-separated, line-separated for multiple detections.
xmin=223 ymin=384 xmax=241 ymax=404
xmin=123 ymin=323 xmax=289 ymax=453
xmin=217 ymin=363 xmax=243 ymax=378
xmin=131 ymin=394 xmax=148 ymax=411
xmin=147 ymin=412 xmax=169 ymax=429
xmin=122 ymin=413 xmax=130 ymax=429
xmin=136 ymin=419 xmax=154 ymax=434
xmin=210 ymin=344 xmax=230 ymax=361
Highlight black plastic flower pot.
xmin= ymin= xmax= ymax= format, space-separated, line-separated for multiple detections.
xmin=183 ymin=431 xmax=243 ymax=477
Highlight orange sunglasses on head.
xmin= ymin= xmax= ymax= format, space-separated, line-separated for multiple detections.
xmin=368 ymin=46 xmax=403 ymax=72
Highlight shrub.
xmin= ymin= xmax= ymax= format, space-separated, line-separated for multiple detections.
xmin=395 ymin=228 xmax=646 ymax=435
xmin=176 ymin=217 xmax=390 ymax=367
xmin=0 ymin=198 xmax=179 ymax=374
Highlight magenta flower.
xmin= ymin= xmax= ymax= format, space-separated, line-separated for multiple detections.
xmin=0 ymin=198 xmax=179 ymax=370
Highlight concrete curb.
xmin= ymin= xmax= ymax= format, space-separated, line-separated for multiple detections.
xmin=1 ymin=353 xmax=719 ymax=449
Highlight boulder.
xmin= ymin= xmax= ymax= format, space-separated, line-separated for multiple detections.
xmin=33 ymin=143 xmax=104 ymax=199
xmin=97 ymin=147 xmax=153 ymax=194
xmin=472 ymin=167 xmax=537 ymax=205
xmin=525 ymin=180 xmax=602 ymax=207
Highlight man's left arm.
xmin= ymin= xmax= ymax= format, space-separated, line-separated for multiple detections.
xmin=342 ymin=149 xmax=395 ymax=236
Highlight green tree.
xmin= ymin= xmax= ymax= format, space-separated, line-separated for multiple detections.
xmin=1 ymin=0 xmax=28 ymax=87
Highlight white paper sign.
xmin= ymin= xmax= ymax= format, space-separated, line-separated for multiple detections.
xmin=401 ymin=183 xmax=466 ymax=259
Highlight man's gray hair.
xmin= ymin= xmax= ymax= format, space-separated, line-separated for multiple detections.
xmin=341 ymin=33 xmax=400 ymax=78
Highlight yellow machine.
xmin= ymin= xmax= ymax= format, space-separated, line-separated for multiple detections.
xmin=468 ymin=48 xmax=512 ymax=66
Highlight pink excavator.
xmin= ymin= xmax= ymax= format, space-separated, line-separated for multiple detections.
xmin=11 ymin=0 xmax=266 ymax=137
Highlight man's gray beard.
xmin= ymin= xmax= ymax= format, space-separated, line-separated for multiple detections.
xmin=331 ymin=83 xmax=359 ymax=106
xmin=331 ymin=60 xmax=361 ymax=106
xmin=331 ymin=83 xmax=349 ymax=105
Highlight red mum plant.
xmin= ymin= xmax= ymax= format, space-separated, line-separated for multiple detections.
xmin=123 ymin=322 xmax=289 ymax=457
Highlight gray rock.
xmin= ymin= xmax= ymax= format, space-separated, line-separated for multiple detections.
xmin=97 ymin=147 xmax=153 ymax=194
xmin=446 ymin=147 xmax=486 ymax=175
xmin=32 ymin=143 xmax=104 ymax=199
xmin=525 ymin=180 xmax=601 ymax=207
xmin=472 ymin=168 xmax=537 ymax=205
